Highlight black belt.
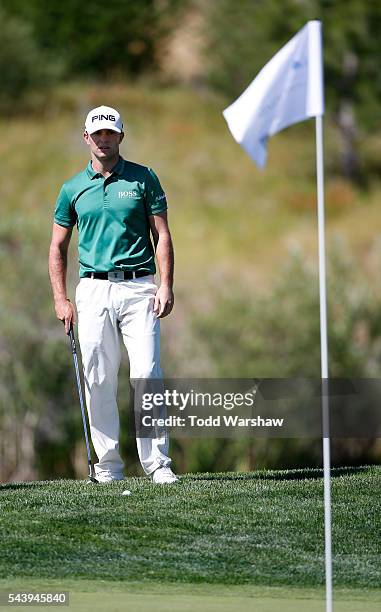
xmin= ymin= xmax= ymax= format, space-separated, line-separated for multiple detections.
xmin=83 ymin=270 xmax=149 ymax=280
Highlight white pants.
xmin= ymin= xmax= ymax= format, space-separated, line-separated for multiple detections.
xmin=75 ymin=274 xmax=171 ymax=478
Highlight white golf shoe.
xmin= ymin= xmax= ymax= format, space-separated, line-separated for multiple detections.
xmin=152 ymin=466 xmax=179 ymax=484
xmin=95 ymin=471 xmax=125 ymax=483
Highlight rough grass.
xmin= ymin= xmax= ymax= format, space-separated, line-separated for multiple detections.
xmin=0 ymin=466 xmax=379 ymax=590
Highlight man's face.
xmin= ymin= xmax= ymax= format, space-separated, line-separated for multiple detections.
xmin=83 ymin=129 xmax=124 ymax=160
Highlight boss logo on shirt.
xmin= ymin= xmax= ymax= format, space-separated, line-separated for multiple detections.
xmin=118 ymin=190 xmax=138 ymax=198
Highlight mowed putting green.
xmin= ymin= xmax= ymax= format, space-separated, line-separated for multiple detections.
xmin=0 ymin=581 xmax=380 ymax=612
xmin=0 ymin=467 xmax=380 ymax=611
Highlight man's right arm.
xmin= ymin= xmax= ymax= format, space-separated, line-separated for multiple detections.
xmin=48 ymin=222 xmax=76 ymax=334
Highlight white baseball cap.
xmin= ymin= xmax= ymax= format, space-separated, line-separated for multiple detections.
xmin=85 ymin=105 xmax=123 ymax=134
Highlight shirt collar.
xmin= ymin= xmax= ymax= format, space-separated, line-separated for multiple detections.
xmin=112 ymin=156 xmax=125 ymax=176
xmin=86 ymin=156 xmax=124 ymax=180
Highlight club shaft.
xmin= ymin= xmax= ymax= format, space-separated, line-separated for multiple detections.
xmin=69 ymin=329 xmax=93 ymax=472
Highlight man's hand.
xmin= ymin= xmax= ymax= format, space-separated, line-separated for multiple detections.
xmin=153 ymin=285 xmax=174 ymax=318
xmin=55 ymin=298 xmax=77 ymax=334
xmin=149 ymin=212 xmax=174 ymax=319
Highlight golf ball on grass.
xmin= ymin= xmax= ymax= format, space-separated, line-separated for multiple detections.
xmin=122 ymin=490 xmax=132 ymax=496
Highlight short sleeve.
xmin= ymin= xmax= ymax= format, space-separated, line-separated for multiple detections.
xmin=54 ymin=185 xmax=77 ymax=228
xmin=145 ymin=168 xmax=168 ymax=215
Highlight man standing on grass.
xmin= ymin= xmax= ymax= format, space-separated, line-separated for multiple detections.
xmin=48 ymin=105 xmax=178 ymax=484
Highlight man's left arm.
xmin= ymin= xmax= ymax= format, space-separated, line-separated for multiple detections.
xmin=149 ymin=211 xmax=174 ymax=318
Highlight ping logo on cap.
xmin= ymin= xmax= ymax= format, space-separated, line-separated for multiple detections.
xmin=85 ymin=105 xmax=123 ymax=134
xmin=92 ymin=114 xmax=116 ymax=122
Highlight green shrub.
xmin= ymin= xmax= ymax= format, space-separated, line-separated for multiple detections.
xmin=1 ymin=0 xmax=186 ymax=79
xmin=194 ymin=241 xmax=381 ymax=378
xmin=0 ymin=8 xmax=61 ymax=112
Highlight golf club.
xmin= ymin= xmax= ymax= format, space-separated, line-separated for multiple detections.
xmin=67 ymin=323 xmax=98 ymax=484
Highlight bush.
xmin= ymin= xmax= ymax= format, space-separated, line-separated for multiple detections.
xmin=1 ymin=0 xmax=187 ymax=79
xmin=0 ymin=8 xmax=61 ymax=112
xmin=189 ymin=241 xmax=381 ymax=470
xmin=195 ymin=240 xmax=381 ymax=378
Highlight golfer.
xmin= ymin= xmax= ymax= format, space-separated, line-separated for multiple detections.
xmin=48 ymin=105 xmax=178 ymax=484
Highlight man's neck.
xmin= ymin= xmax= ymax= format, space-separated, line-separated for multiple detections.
xmin=91 ymin=153 xmax=120 ymax=178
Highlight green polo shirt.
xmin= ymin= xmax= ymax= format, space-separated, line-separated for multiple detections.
xmin=54 ymin=156 xmax=167 ymax=277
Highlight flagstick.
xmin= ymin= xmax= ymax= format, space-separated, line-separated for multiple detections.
xmin=315 ymin=114 xmax=333 ymax=612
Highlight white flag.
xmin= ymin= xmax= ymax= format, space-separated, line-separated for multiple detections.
xmin=222 ymin=20 xmax=324 ymax=168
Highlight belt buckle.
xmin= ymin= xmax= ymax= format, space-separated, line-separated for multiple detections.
xmin=108 ymin=270 xmax=125 ymax=281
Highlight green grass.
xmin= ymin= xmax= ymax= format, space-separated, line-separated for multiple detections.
xmin=0 ymin=581 xmax=380 ymax=612
xmin=0 ymin=466 xmax=379 ymax=605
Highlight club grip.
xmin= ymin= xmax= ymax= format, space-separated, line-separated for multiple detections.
xmin=67 ymin=323 xmax=77 ymax=354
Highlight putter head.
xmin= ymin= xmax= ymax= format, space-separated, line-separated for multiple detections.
xmin=86 ymin=476 xmax=99 ymax=484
